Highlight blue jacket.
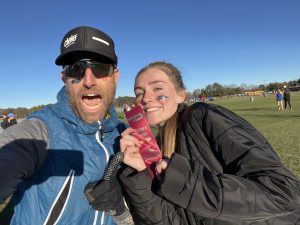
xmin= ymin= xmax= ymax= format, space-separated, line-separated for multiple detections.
xmin=11 ymin=87 xmax=126 ymax=225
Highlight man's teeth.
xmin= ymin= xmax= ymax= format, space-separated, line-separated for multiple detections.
xmin=84 ymin=93 xmax=98 ymax=97
xmin=82 ymin=93 xmax=101 ymax=110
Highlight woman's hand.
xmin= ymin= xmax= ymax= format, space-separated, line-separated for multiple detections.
xmin=155 ymin=159 xmax=168 ymax=181
xmin=120 ymin=127 xmax=146 ymax=171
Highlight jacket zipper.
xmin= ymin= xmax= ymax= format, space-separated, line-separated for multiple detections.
xmin=92 ymin=121 xmax=110 ymax=225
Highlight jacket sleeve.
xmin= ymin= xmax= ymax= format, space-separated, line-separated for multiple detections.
xmin=119 ymin=167 xmax=187 ymax=225
xmin=0 ymin=119 xmax=48 ymax=203
xmin=157 ymin=104 xmax=300 ymax=221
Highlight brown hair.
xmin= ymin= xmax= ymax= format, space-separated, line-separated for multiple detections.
xmin=136 ymin=61 xmax=186 ymax=158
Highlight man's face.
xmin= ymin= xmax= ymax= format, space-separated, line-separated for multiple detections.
xmin=62 ymin=62 xmax=119 ymax=124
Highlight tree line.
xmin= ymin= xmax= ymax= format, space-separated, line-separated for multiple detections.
xmin=188 ymin=79 xmax=300 ymax=100
xmin=1 ymin=78 xmax=299 ymax=118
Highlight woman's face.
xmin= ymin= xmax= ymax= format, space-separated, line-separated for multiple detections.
xmin=134 ymin=68 xmax=185 ymax=126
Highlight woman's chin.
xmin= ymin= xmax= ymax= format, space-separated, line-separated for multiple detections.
xmin=146 ymin=117 xmax=164 ymax=127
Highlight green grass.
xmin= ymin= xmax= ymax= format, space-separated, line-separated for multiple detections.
xmin=1 ymin=92 xmax=299 ymax=223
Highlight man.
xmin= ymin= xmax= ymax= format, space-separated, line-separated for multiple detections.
xmin=0 ymin=26 xmax=127 ymax=225
xmin=283 ymin=86 xmax=292 ymax=110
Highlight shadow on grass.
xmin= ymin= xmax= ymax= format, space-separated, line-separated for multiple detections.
xmin=232 ymin=108 xmax=300 ymax=118
xmin=233 ymin=107 xmax=276 ymax=112
xmin=243 ymin=113 xmax=300 ymax=118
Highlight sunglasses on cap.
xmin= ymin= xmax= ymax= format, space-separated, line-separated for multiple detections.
xmin=63 ymin=59 xmax=115 ymax=79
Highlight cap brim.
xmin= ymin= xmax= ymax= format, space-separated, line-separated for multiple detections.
xmin=55 ymin=50 xmax=117 ymax=65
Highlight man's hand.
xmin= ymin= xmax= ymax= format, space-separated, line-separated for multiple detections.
xmin=84 ymin=177 xmax=126 ymax=216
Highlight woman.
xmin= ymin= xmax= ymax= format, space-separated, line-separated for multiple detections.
xmin=118 ymin=61 xmax=300 ymax=225
xmin=276 ymin=89 xmax=284 ymax=111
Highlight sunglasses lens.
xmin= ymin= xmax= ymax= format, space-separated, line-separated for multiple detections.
xmin=91 ymin=63 xmax=113 ymax=78
xmin=64 ymin=61 xmax=113 ymax=79
xmin=64 ymin=63 xmax=84 ymax=79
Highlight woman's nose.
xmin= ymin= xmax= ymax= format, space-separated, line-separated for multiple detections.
xmin=141 ymin=91 xmax=155 ymax=103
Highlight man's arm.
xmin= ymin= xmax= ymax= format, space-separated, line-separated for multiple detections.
xmin=0 ymin=119 xmax=49 ymax=203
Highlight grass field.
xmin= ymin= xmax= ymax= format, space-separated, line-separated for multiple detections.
xmin=0 ymin=92 xmax=299 ymax=224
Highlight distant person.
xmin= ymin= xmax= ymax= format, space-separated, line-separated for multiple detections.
xmin=0 ymin=114 xmax=8 ymax=129
xmin=0 ymin=113 xmax=17 ymax=129
xmin=0 ymin=26 xmax=129 ymax=225
xmin=283 ymin=86 xmax=292 ymax=110
xmin=88 ymin=61 xmax=300 ymax=225
xmin=275 ymin=89 xmax=284 ymax=111
xmin=198 ymin=95 xmax=206 ymax=102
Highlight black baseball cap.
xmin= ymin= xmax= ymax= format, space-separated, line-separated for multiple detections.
xmin=55 ymin=26 xmax=118 ymax=66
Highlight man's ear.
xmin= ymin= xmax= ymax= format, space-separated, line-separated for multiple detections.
xmin=61 ymin=72 xmax=67 ymax=83
xmin=113 ymin=69 xmax=120 ymax=84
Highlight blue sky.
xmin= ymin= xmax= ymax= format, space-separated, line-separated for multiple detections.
xmin=1 ymin=0 xmax=300 ymax=108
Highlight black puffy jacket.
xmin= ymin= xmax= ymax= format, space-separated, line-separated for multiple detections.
xmin=119 ymin=102 xmax=300 ymax=225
